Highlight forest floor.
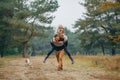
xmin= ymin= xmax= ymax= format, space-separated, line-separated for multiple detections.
xmin=0 ymin=55 xmax=120 ymax=80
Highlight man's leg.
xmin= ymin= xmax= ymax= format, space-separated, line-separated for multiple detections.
xmin=64 ymin=47 xmax=74 ymax=64
xmin=58 ymin=49 xmax=64 ymax=71
xmin=55 ymin=50 xmax=59 ymax=63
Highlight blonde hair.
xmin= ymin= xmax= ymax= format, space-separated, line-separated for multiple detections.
xmin=57 ymin=24 xmax=64 ymax=34
xmin=58 ymin=24 xmax=64 ymax=29
xmin=56 ymin=24 xmax=65 ymax=38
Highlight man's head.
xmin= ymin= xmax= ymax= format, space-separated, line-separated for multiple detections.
xmin=54 ymin=34 xmax=59 ymax=41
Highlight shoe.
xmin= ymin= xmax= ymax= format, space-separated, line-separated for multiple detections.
xmin=43 ymin=59 xmax=46 ymax=63
xmin=57 ymin=67 xmax=63 ymax=71
xmin=71 ymin=60 xmax=74 ymax=64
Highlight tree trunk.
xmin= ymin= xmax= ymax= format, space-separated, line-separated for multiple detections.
xmin=111 ymin=48 xmax=116 ymax=56
xmin=22 ymin=41 xmax=28 ymax=58
xmin=111 ymin=42 xmax=116 ymax=56
xmin=0 ymin=42 xmax=5 ymax=58
xmin=101 ymin=44 xmax=105 ymax=55
xmin=31 ymin=45 xmax=35 ymax=56
xmin=0 ymin=48 xmax=4 ymax=58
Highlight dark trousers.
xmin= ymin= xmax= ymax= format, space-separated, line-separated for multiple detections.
xmin=43 ymin=41 xmax=74 ymax=64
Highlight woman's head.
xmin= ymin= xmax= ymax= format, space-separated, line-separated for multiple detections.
xmin=57 ymin=25 xmax=64 ymax=36
xmin=58 ymin=24 xmax=64 ymax=29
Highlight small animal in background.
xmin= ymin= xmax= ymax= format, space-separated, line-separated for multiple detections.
xmin=25 ymin=58 xmax=31 ymax=65
xmin=25 ymin=51 xmax=32 ymax=65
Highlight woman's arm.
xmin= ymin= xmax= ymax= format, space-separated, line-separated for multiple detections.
xmin=52 ymin=37 xmax=64 ymax=45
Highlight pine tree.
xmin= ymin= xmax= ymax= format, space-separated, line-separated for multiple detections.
xmin=0 ymin=0 xmax=58 ymax=57
xmin=74 ymin=0 xmax=120 ymax=55
xmin=97 ymin=0 xmax=120 ymax=55
xmin=0 ymin=0 xmax=15 ymax=57
xmin=74 ymin=0 xmax=104 ymax=55
xmin=9 ymin=0 xmax=59 ymax=57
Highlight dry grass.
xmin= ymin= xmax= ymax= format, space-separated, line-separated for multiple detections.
xmin=91 ymin=55 xmax=120 ymax=72
xmin=66 ymin=55 xmax=93 ymax=68
xmin=0 ymin=55 xmax=22 ymax=67
xmin=71 ymin=55 xmax=120 ymax=80
xmin=64 ymin=54 xmax=120 ymax=72
xmin=0 ymin=55 xmax=120 ymax=80
xmin=0 ymin=59 xmax=5 ymax=67
xmin=1 ymin=55 xmax=120 ymax=71
xmin=95 ymin=74 xmax=120 ymax=80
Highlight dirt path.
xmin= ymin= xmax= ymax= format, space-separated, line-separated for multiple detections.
xmin=0 ymin=56 xmax=116 ymax=80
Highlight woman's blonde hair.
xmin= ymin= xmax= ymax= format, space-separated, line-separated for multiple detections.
xmin=58 ymin=24 xmax=64 ymax=29
xmin=57 ymin=24 xmax=64 ymax=34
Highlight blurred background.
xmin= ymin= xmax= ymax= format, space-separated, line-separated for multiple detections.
xmin=0 ymin=0 xmax=120 ymax=57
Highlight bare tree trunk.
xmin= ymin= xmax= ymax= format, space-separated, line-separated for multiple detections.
xmin=0 ymin=40 xmax=5 ymax=58
xmin=17 ymin=30 xmax=34 ymax=58
xmin=111 ymin=42 xmax=116 ymax=56
xmin=111 ymin=48 xmax=116 ymax=56
xmin=0 ymin=48 xmax=4 ymax=58
xmin=101 ymin=44 xmax=105 ymax=55
xmin=22 ymin=41 xmax=28 ymax=58
xmin=31 ymin=45 xmax=36 ymax=56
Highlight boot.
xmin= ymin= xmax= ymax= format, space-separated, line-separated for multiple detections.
xmin=69 ymin=56 xmax=74 ymax=64
xmin=43 ymin=55 xmax=48 ymax=63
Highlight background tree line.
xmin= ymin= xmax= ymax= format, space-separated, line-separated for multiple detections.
xmin=0 ymin=0 xmax=80 ymax=57
xmin=0 ymin=0 xmax=59 ymax=57
xmin=29 ymin=27 xmax=80 ymax=56
xmin=74 ymin=0 xmax=120 ymax=55
xmin=0 ymin=0 xmax=120 ymax=58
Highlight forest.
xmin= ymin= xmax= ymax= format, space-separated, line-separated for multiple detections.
xmin=0 ymin=0 xmax=120 ymax=58
xmin=0 ymin=0 xmax=120 ymax=80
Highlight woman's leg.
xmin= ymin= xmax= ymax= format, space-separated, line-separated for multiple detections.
xmin=43 ymin=42 xmax=57 ymax=63
xmin=64 ymin=47 xmax=74 ymax=64
xmin=43 ymin=48 xmax=54 ymax=63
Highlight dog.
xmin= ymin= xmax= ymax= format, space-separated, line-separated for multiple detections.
xmin=25 ymin=51 xmax=32 ymax=65
xmin=25 ymin=58 xmax=31 ymax=65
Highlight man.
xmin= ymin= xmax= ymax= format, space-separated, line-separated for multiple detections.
xmin=43 ymin=25 xmax=74 ymax=70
